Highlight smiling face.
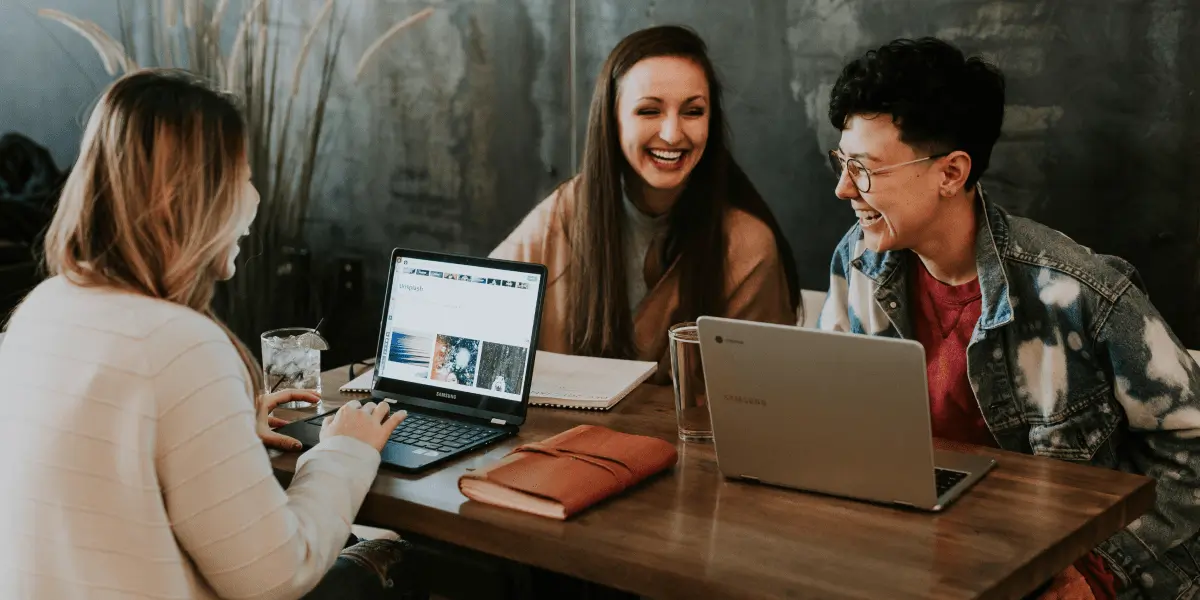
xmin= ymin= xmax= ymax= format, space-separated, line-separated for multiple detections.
xmin=615 ymin=55 xmax=710 ymax=195
xmin=834 ymin=114 xmax=946 ymax=253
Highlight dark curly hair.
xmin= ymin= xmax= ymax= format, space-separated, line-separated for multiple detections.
xmin=829 ymin=37 xmax=1005 ymax=187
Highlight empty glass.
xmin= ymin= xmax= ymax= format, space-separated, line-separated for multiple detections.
xmin=669 ymin=322 xmax=712 ymax=442
xmin=261 ymin=327 xmax=326 ymax=408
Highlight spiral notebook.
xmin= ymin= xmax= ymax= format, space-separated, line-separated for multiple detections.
xmin=339 ymin=368 xmax=379 ymax=394
xmin=339 ymin=351 xmax=657 ymax=411
xmin=526 ymin=351 xmax=657 ymax=410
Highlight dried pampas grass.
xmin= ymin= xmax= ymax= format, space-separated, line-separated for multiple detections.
xmin=354 ymin=6 xmax=433 ymax=82
xmin=38 ymin=0 xmax=434 ymax=348
xmin=37 ymin=9 xmax=137 ymax=76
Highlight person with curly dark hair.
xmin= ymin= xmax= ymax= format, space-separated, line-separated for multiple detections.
xmin=818 ymin=37 xmax=1200 ymax=600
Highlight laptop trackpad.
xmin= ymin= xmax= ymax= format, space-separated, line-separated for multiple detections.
xmin=280 ymin=419 xmax=324 ymax=448
xmin=287 ymin=421 xmax=426 ymax=468
xmin=382 ymin=442 xmax=434 ymax=468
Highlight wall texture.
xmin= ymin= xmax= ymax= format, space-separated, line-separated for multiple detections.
xmin=2 ymin=0 xmax=118 ymax=166
xmin=3 ymin=0 xmax=1199 ymax=363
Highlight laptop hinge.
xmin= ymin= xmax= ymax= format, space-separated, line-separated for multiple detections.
xmin=383 ymin=395 xmax=515 ymax=429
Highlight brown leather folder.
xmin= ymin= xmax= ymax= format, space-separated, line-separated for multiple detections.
xmin=458 ymin=425 xmax=678 ymax=519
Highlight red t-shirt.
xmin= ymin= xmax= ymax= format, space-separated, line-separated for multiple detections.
xmin=908 ymin=257 xmax=992 ymax=447
xmin=908 ymin=257 xmax=1116 ymax=599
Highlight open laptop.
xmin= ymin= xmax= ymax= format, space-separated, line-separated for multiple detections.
xmin=276 ymin=248 xmax=547 ymax=473
xmin=696 ymin=316 xmax=995 ymax=511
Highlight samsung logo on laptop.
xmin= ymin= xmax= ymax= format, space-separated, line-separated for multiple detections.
xmin=436 ymin=391 xmax=456 ymax=400
xmin=725 ymin=394 xmax=767 ymax=406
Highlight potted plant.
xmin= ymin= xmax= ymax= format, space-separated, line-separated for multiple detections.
xmin=38 ymin=0 xmax=433 ymax=351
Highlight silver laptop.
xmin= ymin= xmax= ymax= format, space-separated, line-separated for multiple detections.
xmin=696 ymin=316 xmax=995 ymax=511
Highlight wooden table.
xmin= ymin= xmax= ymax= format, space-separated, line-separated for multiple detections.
xmin=271 ymin=365 xmax=1155 ymax=600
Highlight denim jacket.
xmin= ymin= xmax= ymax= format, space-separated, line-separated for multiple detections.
xmin=817 ymin=191 xmax=1200 ymax=599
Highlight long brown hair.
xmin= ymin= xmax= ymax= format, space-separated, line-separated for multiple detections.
xmin=566 ymin=25 xmax=799 ymax=358
xmin=42 ymin=69 xmax=262 ymax=392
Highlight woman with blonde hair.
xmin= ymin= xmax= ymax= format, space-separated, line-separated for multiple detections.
xmin=0 ymin=69 xmax=418 ymax=599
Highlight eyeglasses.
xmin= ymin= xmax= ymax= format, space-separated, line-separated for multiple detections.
xmin=827 ymin=150 xmax=948 ymax=193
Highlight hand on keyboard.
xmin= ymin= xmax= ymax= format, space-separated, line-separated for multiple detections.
xmin=321 ymin=400 xmax=408 ymax=451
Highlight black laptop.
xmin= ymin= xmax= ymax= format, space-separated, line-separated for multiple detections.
xmin=276 ymin=248 xmax=547 ymax=472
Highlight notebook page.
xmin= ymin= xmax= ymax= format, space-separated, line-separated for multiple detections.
xmin=339 ymin=369 xmax=374 ymax=392
xmin=529 ymin=351 xmax=656 ymax=403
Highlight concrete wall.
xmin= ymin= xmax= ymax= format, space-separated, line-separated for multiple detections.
xmin=2 ymin=0 xmax=119 ymax=167
xmin=3 ymin=0 xmax=1199 ymax=361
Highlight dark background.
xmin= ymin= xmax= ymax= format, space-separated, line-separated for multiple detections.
xmin=4 ymin=0 xmax=1198 ymax=367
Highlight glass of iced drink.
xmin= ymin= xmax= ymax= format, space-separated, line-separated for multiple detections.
xmin=260 ymin=327 xmax=328 ymax=408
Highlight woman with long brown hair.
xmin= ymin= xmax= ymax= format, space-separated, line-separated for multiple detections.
xmin=492 ymin=25 xmax=799 ymax=375
xmin=0 ymin=70 xmax=416 ymax=599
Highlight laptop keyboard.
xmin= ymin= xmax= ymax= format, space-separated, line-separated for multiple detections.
xmin=935 ymin=468 xmax=968 ymax=496
xmin=387 ymin=412 xmax=502 ymax=453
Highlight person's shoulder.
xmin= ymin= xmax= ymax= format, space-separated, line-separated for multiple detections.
xmin=6 ymin=276 xmax=234 ymax=378
xmin=16 ymin=276 xmax=215 ymax=336
xmin=1001 ymin=211 xmax=1140 ymax=301
xmin=535 ymin=177 xmax=580 ymax=226
xmin=722 ymin=205 xmax=779 ymax=259
xmin=509 ymin=177 xmax=578 ymax=238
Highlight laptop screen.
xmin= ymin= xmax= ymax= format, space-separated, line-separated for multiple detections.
xmin=371 ymin=250 xmax=546 ymax=424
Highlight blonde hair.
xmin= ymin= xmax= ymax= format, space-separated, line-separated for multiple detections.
xmin=43 ymin=68 xmax=262 ymax=392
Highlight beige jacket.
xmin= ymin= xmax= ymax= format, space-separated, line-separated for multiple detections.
xmin=0 ymin=277 xmax=380 ymax=599
xmin=490 ymin=182 xmax=795 ymax=383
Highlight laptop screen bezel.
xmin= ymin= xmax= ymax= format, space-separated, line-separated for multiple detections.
xmin=368 ymin=248 xmax=546 ymax=426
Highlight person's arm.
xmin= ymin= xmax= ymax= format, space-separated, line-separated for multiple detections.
xmin=153 ymin=321 xmax=381 ymax=600
xmin=1093 ymin=284 xmax=1200 ymax=586
xmin=489 ymin=217 xmax=540 ymax=262
xmin=724 ymin=234 xmax=795 ymax=326
xmin=489 ymin=187 xmax=566 ymax=263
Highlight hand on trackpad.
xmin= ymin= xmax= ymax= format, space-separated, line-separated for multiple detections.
xmin=284 ymin=419 xmax=324 ymax=449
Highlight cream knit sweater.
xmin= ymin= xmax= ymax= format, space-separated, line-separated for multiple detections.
xmin=0 ymin=277 xmax=380 ymax=599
